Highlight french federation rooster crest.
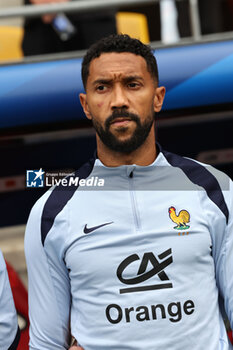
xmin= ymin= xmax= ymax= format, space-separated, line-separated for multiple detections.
xmin=168 ymin=206 xmax=190 ymax=230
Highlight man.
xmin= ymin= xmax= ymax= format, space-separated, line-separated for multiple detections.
xmin=25 ymin=34 xmax=233 ymax=349
xmin=0 ymin=250 xmax=20 ymax=349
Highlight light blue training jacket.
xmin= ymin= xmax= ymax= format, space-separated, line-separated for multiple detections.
xmin=25 ymin=145 xmax=233 ymax=350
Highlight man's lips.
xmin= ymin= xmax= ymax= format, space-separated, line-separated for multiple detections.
xmin=110 ymin=117 xmax=133 ymax=126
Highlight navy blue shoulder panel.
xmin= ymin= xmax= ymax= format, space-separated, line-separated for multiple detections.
xmin=162 ymin=149 xmax=229 ymax=223
xmin=41 ymin=157 xmax=96 ymax=245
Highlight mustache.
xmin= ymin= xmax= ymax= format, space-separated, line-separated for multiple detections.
xmin=105 ymin=110 xmax=140 ymax=128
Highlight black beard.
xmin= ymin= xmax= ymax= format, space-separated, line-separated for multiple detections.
xmin=91 ymin=109 xmax=154 ymax=154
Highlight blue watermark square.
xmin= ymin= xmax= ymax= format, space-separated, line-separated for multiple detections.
xmin=26 ymin=169 xmax=45 ymax=188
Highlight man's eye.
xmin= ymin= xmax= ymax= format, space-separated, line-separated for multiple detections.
xmin=96 ymin=85 xmax=106 ymax=91
xmin=128 ymin=82 xmax=139 ymax=88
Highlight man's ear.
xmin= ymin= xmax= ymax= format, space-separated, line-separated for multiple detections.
xmin=153 ymin=86 xmax=166 ymax=113
xmin=79 ymin=93 xmax=92 ymax=120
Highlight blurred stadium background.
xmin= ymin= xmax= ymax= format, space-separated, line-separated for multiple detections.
xmin=0 ymin=1 xmax=233 ymax=348
xmin=0 ymin=0 xmax=25 ymax=279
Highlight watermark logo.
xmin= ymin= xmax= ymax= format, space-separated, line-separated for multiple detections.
xmin=25 ymin=169 xmax=104 ymax=189
xmin=26 ymin=169 xmax=45 ymax=188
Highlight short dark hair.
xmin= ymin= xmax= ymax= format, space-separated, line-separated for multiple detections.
xmin=81 ymin=34 xmax=159 ymax=89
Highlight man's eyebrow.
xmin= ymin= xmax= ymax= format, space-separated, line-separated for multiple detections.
xmin=92 ymin=76 xmax=143 ymax=85
xmin=123 ymin=75 xmax=144 ymax=82
xmin=92 ymin=78 xmax=113 ymax=86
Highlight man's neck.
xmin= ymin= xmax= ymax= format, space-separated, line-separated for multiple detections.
xmin=96 ymin=132 xmax=157 ymax=167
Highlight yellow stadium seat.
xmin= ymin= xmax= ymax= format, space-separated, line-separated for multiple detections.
xmin=116 ymin=12 xmax=150 ymax=44
xmin=0 ymin=26 xmax=24 ymax=61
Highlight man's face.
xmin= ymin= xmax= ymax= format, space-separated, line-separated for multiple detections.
xmin=80 ymin=52 xmax=165 ymax=154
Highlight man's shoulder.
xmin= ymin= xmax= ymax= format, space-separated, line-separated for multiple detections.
xmin=161 ymin=147 xmax=231 ymax=185
xmin=27 ymin=157 xmax=96 ymax=245
xmin=161 ymin=147 xmax=232 ymax=222
xmin=31 ymin=156 xmax=96 ymax=213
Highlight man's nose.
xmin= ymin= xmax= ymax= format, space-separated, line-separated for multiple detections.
xmin=110 ymin=85 xmax=129 ymax=110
